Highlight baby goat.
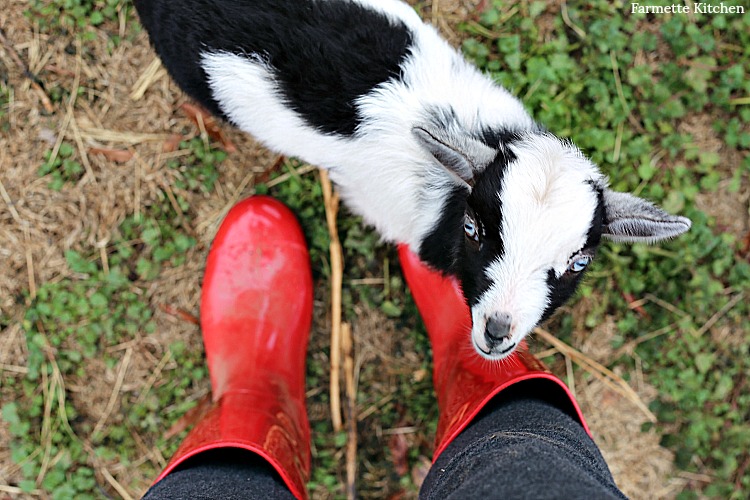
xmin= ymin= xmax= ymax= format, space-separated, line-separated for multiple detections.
xmin=133 ymin=0 xmax=691 ymax=360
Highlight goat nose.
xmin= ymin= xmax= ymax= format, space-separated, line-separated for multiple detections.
xmin=485 ymin=313 xmax=512 ymax=343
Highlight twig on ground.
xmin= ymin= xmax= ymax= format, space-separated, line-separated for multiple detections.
xmin=100 ymin=467 xmax=134 ymax=500
xmin=194 ymin=104 xmax=211 ymax=152
xmin=80 ymin=127 xmax=173 ymax=144
xmin=350 ymin=277 xmax=386 ymax=286
xmin=65 ymin=40 xmax=99 ymax=184
xmin=565 ymin=354 xmax=576 ymax=401
xmin=0 ymin=174 xmax=23 ymax=225
xmin=695 ymin=292 xmax=744 ymax=337
xmin=320 ymin=168 xmax=344 ymax=432
xmin=132 ymin=149 xmax=149 ymax=219
xmin=125 ymin=421 xmax=166 ymax=469
xmin=48 ymin=111 xmax=73 ymax=173
xmin=610 ymin=50 xmax=646 ymax=134
xmin=612 ymin=322 xmax=678 ymax=358
xmin=644 ymin=293 xmax=690 ymax=318
xmin=24 ymin=224 xmax=37 ymax=300
xmin=136 ymin=349 xmax=174 ymax=406
xmin=37 ymin=367 xmax=54 ymax=484
xmin=535 ymin=347 xmax=558 ymax=359
xmin=265 ymin=164 xmax=317 ymax=188
xmin=0 ymin=363 xmax=28 ymax=374
xmin=161 ymin=179 xmax=184 ymax=216
xmin=358 ymin=394 xmax=394 ymax=422
xmin=71 ymin=115 xmax=97 ymax=183
xmin=561 ymin=0 xmax=586 ymax=39
xmin=42 ymin=38 xmax=82 ymax=179
xmin=98 ymin=240 xmax=110 ymax=275
xmin=92 ymin=347 xmax=133 ymax=438
xmin=677 ymin=470 xmax=714 ymax=483
xmin=179 ymin=102 xmax=237 ymax=152
xmin=130 ymin=57 xmax=165 ymax=100
xmin=0 ymin=484 xmax=43 ymax=496
xmin=342 ymin=322 xmax=357 ymax=500
xmin=254 ymin=154 xmax=286 ymax=185
xmin=613 ymin=122 xmax=624 ymax=163
xmin=535 ymin=327 xmax=657 ymax=422
xmin=159 ymin=304 xmax=200 ymax=325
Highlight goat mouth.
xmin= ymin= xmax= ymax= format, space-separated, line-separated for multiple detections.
xmin=476 ymin=344 xmax=492 ymax=356
xmin=497 ymin=343 xmax=516 ymax=354
xmin=473 ymin=339 xmax=518 ymax=360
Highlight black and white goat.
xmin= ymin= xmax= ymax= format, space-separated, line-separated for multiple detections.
xmin=133 ymin=0 xmax=691 ymax=360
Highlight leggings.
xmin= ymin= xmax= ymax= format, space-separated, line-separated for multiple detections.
xmin=144 ymin=381 xmax=627 ymax=499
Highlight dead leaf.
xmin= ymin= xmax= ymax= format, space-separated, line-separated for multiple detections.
xmin=622 ymin=292 xmax=650 ymax=319
xmin=162 ymin=133 xmax=185 ymax=153
xmin=255 ymin=155 xmax=286 ymax=184
xmin=159 ymin=304 xmax=200 ymax=325
xmin=388 ymin=433 xmax=409 ymax=476
xmin=179 ymin=102 xmax=237 ymax=152
xmin=89 ymin=147 xmax=134 ymax=163
xmin=44 ymin=64 xmax=77 ymax=77
xmin=164 ymin=393 xmax=213 ymax=439
xmin=739 ymin=230 xmax=750 ymax=261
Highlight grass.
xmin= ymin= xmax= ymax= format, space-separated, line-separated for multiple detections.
xmin=26 ymin=0 xmax=130 ymax=40
xmin=5 ymin=0 xmax=750 ymax=498
xmin=38 ymin=142 xmax=85 ymax=191
xmin=3 ymin=138 xmax=219 ymax=496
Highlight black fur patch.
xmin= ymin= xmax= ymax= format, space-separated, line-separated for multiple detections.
xmin=419 ymin=128 xmax=524 ymax=306
xmin=540 ymin=182 xmax=605 ymax=322
xmin=418 ymin=183 xmax=467 ymax=274
xmin=583 ymin=182 xmax=606 ymax=249
xmin=457 ymin=142 xmax=515 ymax=306
xmin=134 ymin=0 xmax=413 ymax=136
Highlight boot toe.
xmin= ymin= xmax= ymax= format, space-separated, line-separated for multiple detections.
xmin=201 ymin=196 xmax=313 ymax=398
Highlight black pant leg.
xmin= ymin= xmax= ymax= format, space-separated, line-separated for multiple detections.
xmin=143 ymin=449 xmax=296 ymax=500
xmin=420 ymin=380 xmax=628 ymax=500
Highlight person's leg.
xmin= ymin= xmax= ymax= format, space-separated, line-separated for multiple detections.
xmin=146 ymin=197 xmax=313 ymax=500
xmin=419 ymin=381 xmax=625 ymax=499
xmin=398 ymin=246 xmax=626 ymax=499
xmin=144 ymin=449 xmax=294 ymax=499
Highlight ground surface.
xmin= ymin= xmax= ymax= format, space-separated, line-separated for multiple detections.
xmin=1 ymin=1 xmax=749 ymax=499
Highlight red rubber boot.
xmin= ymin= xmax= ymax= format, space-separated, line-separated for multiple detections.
xmin=398 ymin=245 xmax=590 ymax=462
xmin=153 ymin=196 xmax=313 ymax=500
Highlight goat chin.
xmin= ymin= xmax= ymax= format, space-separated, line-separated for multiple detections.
xmin=133 ymin=0 xmax=691 ymax=359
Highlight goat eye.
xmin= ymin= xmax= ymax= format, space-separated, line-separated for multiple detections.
xmin=464 ymin=216 xmax=479 ymax=242
xmin=567 ymin=255 xmax=591 ymax=273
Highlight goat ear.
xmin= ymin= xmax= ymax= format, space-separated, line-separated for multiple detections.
xmin=412 ymin=125 xmax=496 ymax=189
xmin=602 ymin=190 xmax=692 ymax=243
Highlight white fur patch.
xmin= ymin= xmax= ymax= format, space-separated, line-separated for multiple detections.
xmin=470 ymin=135 xmax=604 ymax=359
xmin=201 ymin=50 xmax=442 ymax=247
